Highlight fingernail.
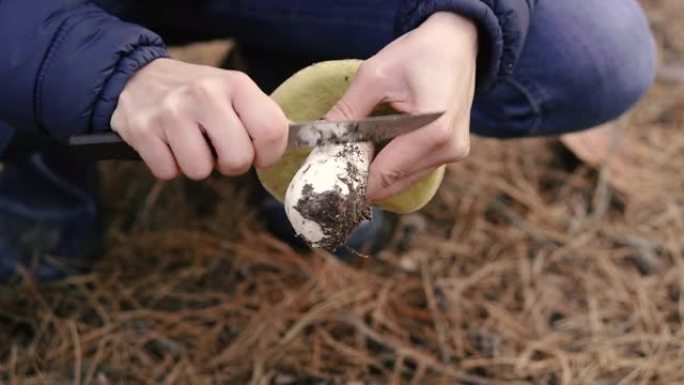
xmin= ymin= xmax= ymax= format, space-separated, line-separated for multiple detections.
xmin=366 ymin=178 xmax=380 ymax=202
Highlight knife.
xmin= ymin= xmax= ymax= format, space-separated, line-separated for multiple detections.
xmin=65 ymin=111 xmax=444 ymax=160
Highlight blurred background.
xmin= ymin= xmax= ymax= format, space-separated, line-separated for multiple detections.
xmin=1 ymin=0 xmax=683 ymax=384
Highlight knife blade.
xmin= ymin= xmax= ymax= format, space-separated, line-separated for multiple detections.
xmin=65 ymin=111 xmax=444 ymax=160
xmin=287 ymin=111 xmax=444 ymax=148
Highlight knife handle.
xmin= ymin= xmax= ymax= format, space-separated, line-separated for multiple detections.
xmin=67 ymin=132 xmax=219 ymax=161
xmin=67 ymin=132 xmax=141 ymax=160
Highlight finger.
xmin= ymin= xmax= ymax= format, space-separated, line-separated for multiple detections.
xmin=198 ymin=103 xmax=255 ymax=176
xmin=324 ymin=63 xmax=387 ymax=121
xmin=163 ymin=117 xmax=214 ymax=180
xmin=367 ymin=118 xmax=468 ymax=200
xmin=368 ymin=168 xmax=435 ymax=202
xmin=114 ymin=121 xmax=180 ymax=180
xmin=133 ymin=134 xmax=180 ymax=180
xmin=229 ymin=73 xmax=289 ymax=168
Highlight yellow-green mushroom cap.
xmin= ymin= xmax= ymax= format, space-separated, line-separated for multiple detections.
xmin=256 ymin=60 xmax=445 ymax=214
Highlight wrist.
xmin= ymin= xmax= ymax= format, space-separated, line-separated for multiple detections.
xmin=426 ymin=12 xmax=478 ymax=54
xmin=97 ymin=46 xmax=169 ymax=133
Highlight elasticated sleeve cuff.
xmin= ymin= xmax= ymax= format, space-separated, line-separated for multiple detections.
xmin=396 ymin=0 xmax=534 ymax=93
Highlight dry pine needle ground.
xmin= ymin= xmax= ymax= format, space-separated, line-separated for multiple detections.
xmin=1 ymin=1 xmax=683 ymax=384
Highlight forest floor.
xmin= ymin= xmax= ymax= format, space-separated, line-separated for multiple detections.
xmin=1 ymin=1 xmax=683 ymax=384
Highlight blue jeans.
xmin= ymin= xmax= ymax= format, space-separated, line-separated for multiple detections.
xmin=0 ymin=0 xmax=656 ymax=280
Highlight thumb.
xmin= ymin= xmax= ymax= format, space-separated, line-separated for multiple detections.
xmin=324 ymin=66 xmax=386 ymax=121
xmin=365 ymin=116 xmax=450 ymax=201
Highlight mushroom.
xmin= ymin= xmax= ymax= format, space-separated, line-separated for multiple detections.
xmin=284 ymin=141 xmax=374 ymax=248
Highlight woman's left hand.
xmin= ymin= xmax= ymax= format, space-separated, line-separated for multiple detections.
xmin=325 ymin=11 xmax=478 ymax=202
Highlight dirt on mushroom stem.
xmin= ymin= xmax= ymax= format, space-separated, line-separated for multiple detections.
xmin=291 ymin=143 xmax=372 ymax=249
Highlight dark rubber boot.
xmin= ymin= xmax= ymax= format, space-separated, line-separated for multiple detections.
xmin=0 ymin=151 xmax=102 ymax=282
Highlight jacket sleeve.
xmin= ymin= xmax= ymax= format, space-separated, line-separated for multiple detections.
xmin=0 ymin=0 xmax=169 ymax=147
xmin=396 ymin=0 xmax=536 ymax=93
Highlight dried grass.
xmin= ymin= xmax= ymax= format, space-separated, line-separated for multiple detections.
xmin=1 ymin=1 xmax=683 ymax=384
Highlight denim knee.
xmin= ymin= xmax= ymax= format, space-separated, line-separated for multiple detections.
xmin=568 ymin=1 xmax=658 ymax=131
xmin=471 ymin=0 xmax=657 ymax=138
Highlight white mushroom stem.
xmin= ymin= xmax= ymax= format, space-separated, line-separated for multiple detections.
xmin=284 ymin=141 xmax=375 ymax=248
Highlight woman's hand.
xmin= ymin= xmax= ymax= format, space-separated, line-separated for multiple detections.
xmin=111 ymin=58 xmax=289 ymax=180
xmin=325 ymin=12 xmax=478 ymax=201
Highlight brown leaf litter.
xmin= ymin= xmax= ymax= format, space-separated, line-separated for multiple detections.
xmin=1 ymin=1 xmax=683 ymax=384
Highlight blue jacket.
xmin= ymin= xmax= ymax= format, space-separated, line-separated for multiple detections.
xmin=0 ymin=0 xmax=535 ymax=155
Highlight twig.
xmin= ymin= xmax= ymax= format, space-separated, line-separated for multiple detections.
xmin=69 ymin=321 xmax=82 ymax=385
xmin=420 ymin=257 xmax=452 ymax=363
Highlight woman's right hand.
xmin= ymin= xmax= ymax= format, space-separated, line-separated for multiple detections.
xmin=110 ymin=58 xmax=289 ymax=180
